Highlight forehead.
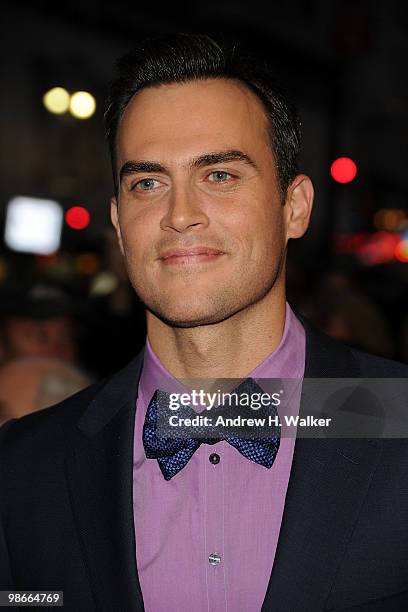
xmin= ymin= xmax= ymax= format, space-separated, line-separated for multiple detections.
xmin=117 ymin=78 xmax=270 ymax=162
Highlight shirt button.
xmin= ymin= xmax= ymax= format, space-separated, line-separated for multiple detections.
xmin=208 ymin=552 xmax=221 ymax=565
xmin=209 ymin=452 xmax=220 ymax=465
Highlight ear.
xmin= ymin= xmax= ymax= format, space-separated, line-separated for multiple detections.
xmin=110 ymin=196 xmax=125 ymax=256
xmin=283 ymin=174 xmax=314 ymax=242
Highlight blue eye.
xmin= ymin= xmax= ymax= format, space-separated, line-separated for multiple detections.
xmin=209 ymin=171 xmax=231 ymax=182
xmin=134 ymin=178 xmax=160 ymax=191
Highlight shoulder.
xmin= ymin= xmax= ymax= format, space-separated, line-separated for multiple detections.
xmin=350 ymin=347 xmax=408 ymax=377
xmin=295 ymin=309 xmax=408 ymax=378
xmin=0 ymin=351 xmax=143 ymax=452
xmin=0 ymin=350 xmax=144 ymax=460
xmin=0 ymin=378 xmax=106 ymax=458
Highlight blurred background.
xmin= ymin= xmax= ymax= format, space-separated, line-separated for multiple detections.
xmin=0 ymin=0 xmax=407 ymax=421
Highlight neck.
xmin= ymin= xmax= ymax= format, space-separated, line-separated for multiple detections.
xmin=146 ymin=285 xmax=287 ymax=379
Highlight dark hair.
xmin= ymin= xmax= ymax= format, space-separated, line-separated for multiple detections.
xmin=105 ymin=33 xmax=301 ymax=198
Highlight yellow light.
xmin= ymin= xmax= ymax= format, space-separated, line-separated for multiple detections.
xmin=374 ymin=208 xmax=408 ymax=231
xmin=43 ymin=87 xmax=70 ymax=114
xmin=383 ymin=210 xmax=398 ymax=230
xmin=69 ymin=91 xmax=96 ymax=119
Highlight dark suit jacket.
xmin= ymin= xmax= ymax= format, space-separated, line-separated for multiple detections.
xmin=1 ymin=316 xmax=408 ymax=612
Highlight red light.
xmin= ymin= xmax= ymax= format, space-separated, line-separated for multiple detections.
xmin=331 ymin=157 xmax=357 ymax=184
xmin=65 ymin=206 xmax=90 ymax=230
xmin=357 ymin=231 xmax=399 ymax=265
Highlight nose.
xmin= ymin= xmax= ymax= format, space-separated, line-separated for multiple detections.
xmin=160 ymin=184 xmax=209 ymax=233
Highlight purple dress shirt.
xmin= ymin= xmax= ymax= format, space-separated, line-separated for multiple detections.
xmin=133 ymin=302 xmax=306 ymax=611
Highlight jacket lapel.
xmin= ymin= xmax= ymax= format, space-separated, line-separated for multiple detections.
xmin=261 ymin=317 xmax=382 ymax=611
xmin=64 ymin=352 xmax=146 ymax=611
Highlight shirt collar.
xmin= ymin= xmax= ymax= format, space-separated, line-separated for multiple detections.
xmin=139 ymin=301 xmax=305 ymax=407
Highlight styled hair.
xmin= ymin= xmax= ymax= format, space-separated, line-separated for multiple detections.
xmin=104 ymin=33 xmax=301 ymax=198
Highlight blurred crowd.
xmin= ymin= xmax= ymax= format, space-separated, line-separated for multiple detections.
xmin=287 ymin=261 xmax=408 ymax=363
xmin=0 ymin=233 xmax=407 ymax=426
xmin=0 ymin=230 xmax=146 ymax=426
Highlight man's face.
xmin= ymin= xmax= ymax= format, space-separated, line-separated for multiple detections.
xmin=112 ymin=78 xmax=297 ymax=327
xmin=2 ymin=317 xmax=76 ymax=362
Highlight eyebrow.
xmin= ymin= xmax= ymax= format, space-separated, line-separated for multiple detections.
xmin=119 ymin=150 xmax=258 ymax=184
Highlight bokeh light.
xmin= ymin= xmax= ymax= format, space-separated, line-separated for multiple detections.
xmin=69 ymin=91 xmax=96 ymax=119
xmin=5 ymin=196 xmax=63 ymax=255
xmin=43 ymin=87 xmax=70 ymax=114
xmin=374 ymin=208 xmax=407 ymax=231
xmin=356 ymin=231 xmax=399 ymax=265
xmin=76 ymin=253 xmax=99 ymax=275
xmin=65 ymin=206 xmax=90 ymax=230
xmin=394 ymin=240 xmax=408 ymax=263
xmin=331 ymin=157 xmax=357 ymax=184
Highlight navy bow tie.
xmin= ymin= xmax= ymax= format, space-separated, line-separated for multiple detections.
xmin=142 ymin=378 xmax=281 ymax=480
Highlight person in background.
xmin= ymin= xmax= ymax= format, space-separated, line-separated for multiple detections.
xmin=0 ymin=284 xmax=79 ymax=365
xmin=300 ymin=270 xmax=395 ymax=359
xmin=0 ymin=356 xmax=91 ymax=426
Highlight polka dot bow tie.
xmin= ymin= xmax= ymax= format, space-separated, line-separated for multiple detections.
xmin=142 ymin=378 xmax=281 ymax=481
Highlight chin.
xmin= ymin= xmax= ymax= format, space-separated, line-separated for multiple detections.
xmin=145 ymin=300 xmax=237 ymax=328
xmin=146 ymin=308 xmax=225 ymax=328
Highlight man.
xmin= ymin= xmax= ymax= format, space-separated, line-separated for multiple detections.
xmin=1 ymin=34 xmax=407 ymax=611
xmin=0 ymin=357 xmax=91 ymax=425
xmin=0 ymin=284 xmax=78 ymax=365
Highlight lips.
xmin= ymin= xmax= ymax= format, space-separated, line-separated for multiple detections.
xmin=158 ymin=246 xmax=225 ymax=265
